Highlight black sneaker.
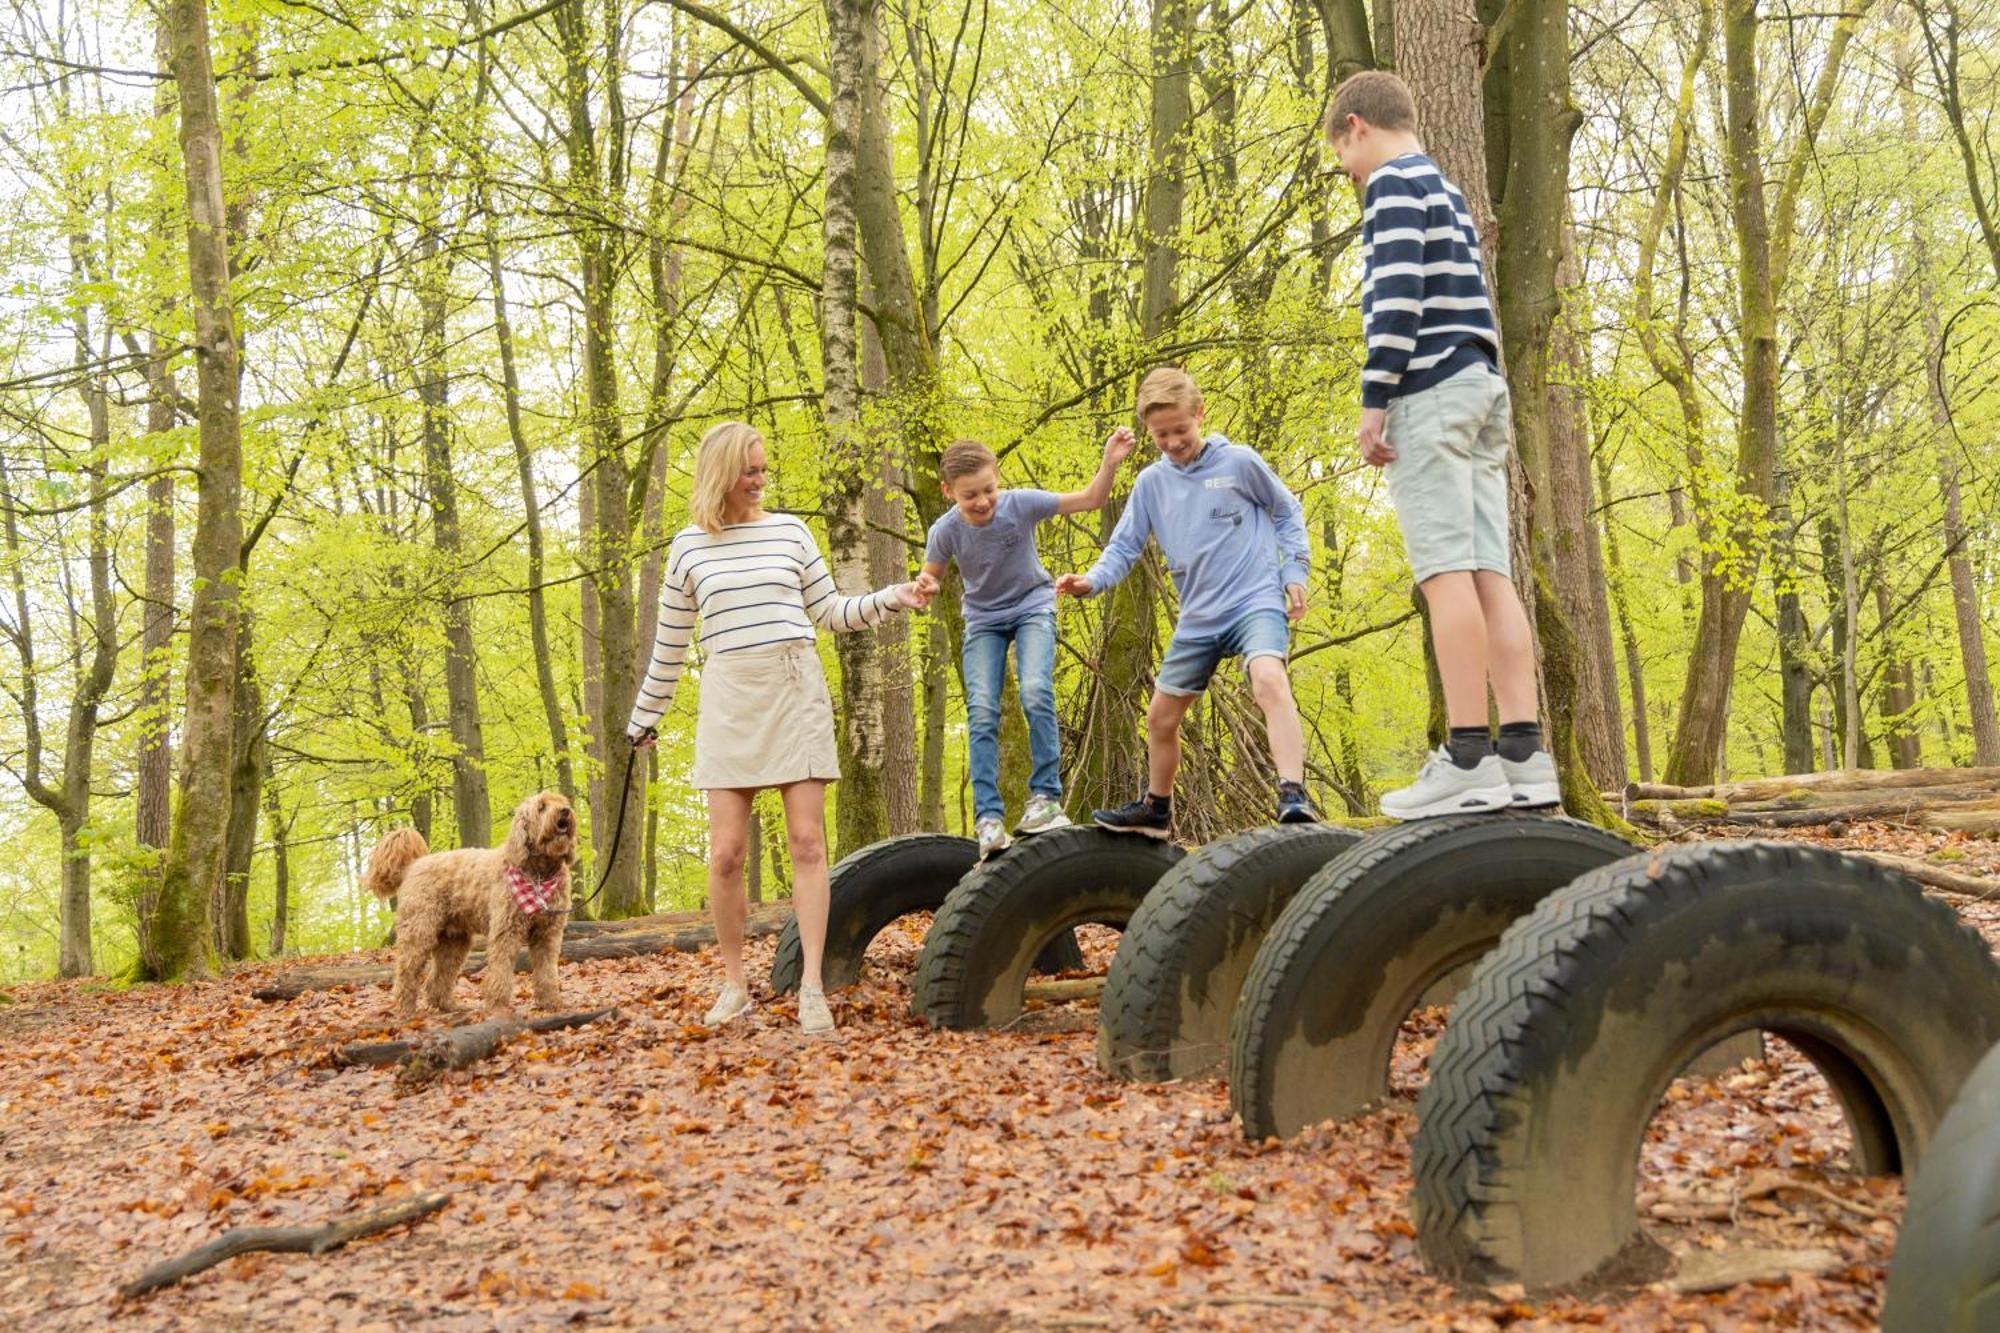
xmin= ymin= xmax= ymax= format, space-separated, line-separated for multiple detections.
xmin=1093 ymin=794 xmax=1172 ymax=840
xmin=1276 ymin=781 xmax=1318 ymax=825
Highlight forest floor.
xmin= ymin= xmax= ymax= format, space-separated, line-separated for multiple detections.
xmin=3 ymin=824 xmax=1997 ymax=1330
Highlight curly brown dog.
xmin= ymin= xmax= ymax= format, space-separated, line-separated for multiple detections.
xmin=363 ymin=792 xmax=577 ymax=1017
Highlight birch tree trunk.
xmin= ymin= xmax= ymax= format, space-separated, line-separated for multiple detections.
xmin=151 ymin=0 xmax=244 ymax=979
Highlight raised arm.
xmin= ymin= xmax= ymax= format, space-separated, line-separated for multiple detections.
xmin=1056 ymin=427 xmax=1137 ymax=515
xmin=627 ymin=542 xmax=697 ymax=739
xmin=1070 ymin=477 xmax=1154 ymax=596
xmin=797 ymin=523 xmax=920 ymax=631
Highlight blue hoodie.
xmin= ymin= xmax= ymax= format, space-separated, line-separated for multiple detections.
xmin=1081 ymin=434 xmax=1310 ymax=639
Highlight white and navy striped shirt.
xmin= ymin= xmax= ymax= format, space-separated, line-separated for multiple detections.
xmin=625 ymin=514 xmax=905 ymax=737
xmin=1359 ymin=153 xmax=1501 ymax=409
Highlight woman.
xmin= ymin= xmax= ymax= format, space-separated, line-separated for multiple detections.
xmin=626 ymin=422 xmax=928 ymax=1034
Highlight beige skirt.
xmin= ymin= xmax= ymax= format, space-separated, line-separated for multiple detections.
xmin=692 ymin=640 xmax=842 ymax=789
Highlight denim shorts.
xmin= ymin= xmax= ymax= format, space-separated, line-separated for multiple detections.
xmin=1156 ymin=607 xmax=1290 ymax=697
xmin=1382 ymin=362 xmax=1514 ymax=584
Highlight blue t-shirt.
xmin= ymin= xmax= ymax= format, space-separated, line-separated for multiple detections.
xmin=925 ymin=488 xmax=1062 ymax=630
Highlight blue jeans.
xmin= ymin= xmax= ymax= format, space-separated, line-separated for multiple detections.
xmin=962 ymin=609 xmax=1062 ymax=822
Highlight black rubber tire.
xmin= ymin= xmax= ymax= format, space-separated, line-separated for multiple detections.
xmin=1097 ymin=825 xmax=1365 ymax=1082
xmin=1883 ymin=1039 xmax=2000 ymax=1332
xmin=911 ymin=826 xmax=1185 ymax=1029
xmin=1410 ymin=840 xmax=2000 ymax=1293
xmin=1229 ymin=813 xmax=1633 ymax=1140
xmin=769 ymin=834 xmax=1082 ymax=994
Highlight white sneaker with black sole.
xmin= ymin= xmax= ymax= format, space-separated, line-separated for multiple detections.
xmin=1501 ymin=749 xmax=1562 ymax=809
xmin=1378 ymin=748 xmax=1513 ymax=820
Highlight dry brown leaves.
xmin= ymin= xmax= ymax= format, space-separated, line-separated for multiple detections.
xmin=3 ymin=831 xmax=1987 ymax=1330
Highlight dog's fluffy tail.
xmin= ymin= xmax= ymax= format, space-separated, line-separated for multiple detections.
xmin=363 ymin=827 xmax=430 ymax=899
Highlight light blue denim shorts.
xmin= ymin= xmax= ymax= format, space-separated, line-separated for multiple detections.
xmin=1156 ymin=607 xmax=1290 ymax=698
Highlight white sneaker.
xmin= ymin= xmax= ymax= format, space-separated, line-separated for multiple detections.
xmin=703 ymin=983 xmax=753 ymax=1027
xmin=975 ymin=816 xmax=1012 ymax=860
xmin=1015 ymin=795 xmax=1073 ymax=836
xmin=1379 ymin=748 xmax=1512 ymax=820
xmin=1501 ymin=750 xmax=1562 ymax=809
xmin=798 ymin=985 xmax=835 ymax=1035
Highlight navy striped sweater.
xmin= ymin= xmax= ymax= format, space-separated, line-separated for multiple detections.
xmin=1358 ymin=152 xmax=1501 ymax=409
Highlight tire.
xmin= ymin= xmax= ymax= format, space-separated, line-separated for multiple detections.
xmin=1410 ymin=841 xmax=2000 ymax=1292
xmin=911 ymin=826 xmax=1184 ymax=1029
xmin=1230 ymin=814 xmax=1633 ymax=1140
xmin=1098 ymin=825 xmax=1364 ymax=1082
xmin=769 ymin=834 xmax=1081 ymax=994
xmin=1883 ymin=1039 xmax=2000 ymax=1332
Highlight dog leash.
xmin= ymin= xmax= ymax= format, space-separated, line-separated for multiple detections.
xmin=578 ymin=743 xmax=640 ymax=911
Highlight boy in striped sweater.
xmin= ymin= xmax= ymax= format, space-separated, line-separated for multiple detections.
xmin=1329 ymin=71 xmax=1559 ymax=819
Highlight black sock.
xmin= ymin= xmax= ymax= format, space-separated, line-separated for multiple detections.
xmin=1497 ymin=721 xmax=1543 ymax=763
xmin=1446 ymin=727 xmax=1492 ymax=770
xmin=1277 ymin=779 xmax=1305 ymax=795
xmin=1145 ymin=791 xmax=1172 ymax=814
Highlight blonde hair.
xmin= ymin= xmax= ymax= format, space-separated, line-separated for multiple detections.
xmin=940 ymin=439 xmax=998 ymax=485
xmin=1136 ymin=367 xmax=1204 ymax=420
xmin=688 ymin=421 xmax=764 ymax=534
xmin=1326 ymin=71 xmax=1419 ymax=139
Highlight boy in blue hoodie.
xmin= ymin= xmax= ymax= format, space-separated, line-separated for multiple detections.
xmin=1054 ymin=367 xmax=1316 ymax=834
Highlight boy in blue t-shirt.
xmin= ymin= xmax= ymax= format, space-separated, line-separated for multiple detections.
xmin=917 ymin=434 xmax=1134 ymax=858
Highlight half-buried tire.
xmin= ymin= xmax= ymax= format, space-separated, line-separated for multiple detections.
xmin=1882 ymin=1038 xmax=2000 ymax=1332
xmin=1230 ymin=814 xmax=1633 ymax=1140
xmin=770 ymin=833 xmax=1082 ymax=995
xmin=912 ymin=825 xmax=1184 ymax=1030
xmin=1411 ymin=841 xmax=2000 ymax=1293
xmin=1098 ymin=825 xmax=1364 ymax=1082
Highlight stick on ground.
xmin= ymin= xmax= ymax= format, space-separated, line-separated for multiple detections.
xmin=119 ymin=1192 xmax=450 ymax=1299
xmin=331 ymin=1007 xmax=617 ymax=1071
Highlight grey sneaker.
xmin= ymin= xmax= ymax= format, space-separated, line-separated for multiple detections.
xmin=1378 ymin=748 xmax=1512 ymax=820
xmin=975 ymin=816 xmax=1012 ymax=860
xmin=798 ymin=985 xmax=835 ymax=1035
xmin=1015 ymin=795 xmax=1073 ymax=836
xmin=703 ymin=983 xmax=753 ymax=1027
xmin=1501 ymin=749 xmax=1562 ymax=809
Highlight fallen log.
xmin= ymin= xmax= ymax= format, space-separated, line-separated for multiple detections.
xmin=1627 ymin=765 xmax=2000 ymax=806
xmin=253 ymin=905 xmax=793 ymax=1002
xmin=1851 ymin=852 xmax=2000 ymax=901
xmin=331 ymin=1007 xmax=618 ymax=1070
xmin=1022 ymin=977 xmax=1107 ymax=1003
xmin=119 ymin=1192 xmax=449 ymax=1299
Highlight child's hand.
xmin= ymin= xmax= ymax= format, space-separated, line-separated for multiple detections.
xmin=1103 ymin=426 xmax=1137 ymax=466
xmin=895 ymin=581 xmax=931 ymax=611
xmin=1358 ymin=407 xmax=1393 ymax=467
xmin=1285 ymin=583 xmax=1308 ymax=621
xmin=913 ymin=570 xmax=941 ymax=599
xmin=1054 ymin=573 xmax=1093 ymax=598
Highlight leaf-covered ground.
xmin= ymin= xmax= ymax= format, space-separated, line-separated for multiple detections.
xmin=4 ymin=826 xmax=1997 ymax=1330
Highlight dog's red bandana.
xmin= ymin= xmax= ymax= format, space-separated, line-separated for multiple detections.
xmin=507 ymin=866 xmax=564 ymax=916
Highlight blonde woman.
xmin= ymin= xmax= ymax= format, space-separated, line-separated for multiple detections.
xmin=627 ymin=422 xmax=929 ymax=1034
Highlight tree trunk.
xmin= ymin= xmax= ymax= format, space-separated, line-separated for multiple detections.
xmin=1078 ymin=0 xmax=1193 ymax=813
xmin=1773 ymin=461 xmax=1816 ymax=774
xmin=152 ymin=0 xmax=243 ymax=979
xmin=860 ymin=280 xmax=921 ymax=836
xmin=417 ymin=190 xmax=492 ymax=849
xmin=821 ymin=0 xmax=878 ymax=857
xmin=135 ymin=334 xmax=178 ymax=976
xmin=219 ymin=611 xmax=266 ymax=960
xmin=1875 ymin=580 xmax=1922 ymax=770
xmin=1543 ymin=219 xmax=1625 ymax=787
xmin=265 ymin=782 xmax=289 ymax=956
xmin=1596 ymin=452 xmax=1654 ymax=783
xmin=559 ymin=0 xmax=644 ymax=916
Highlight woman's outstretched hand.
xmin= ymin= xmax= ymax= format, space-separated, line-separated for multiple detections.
xmin=895 ymin=580 xmax=933 ymax=611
